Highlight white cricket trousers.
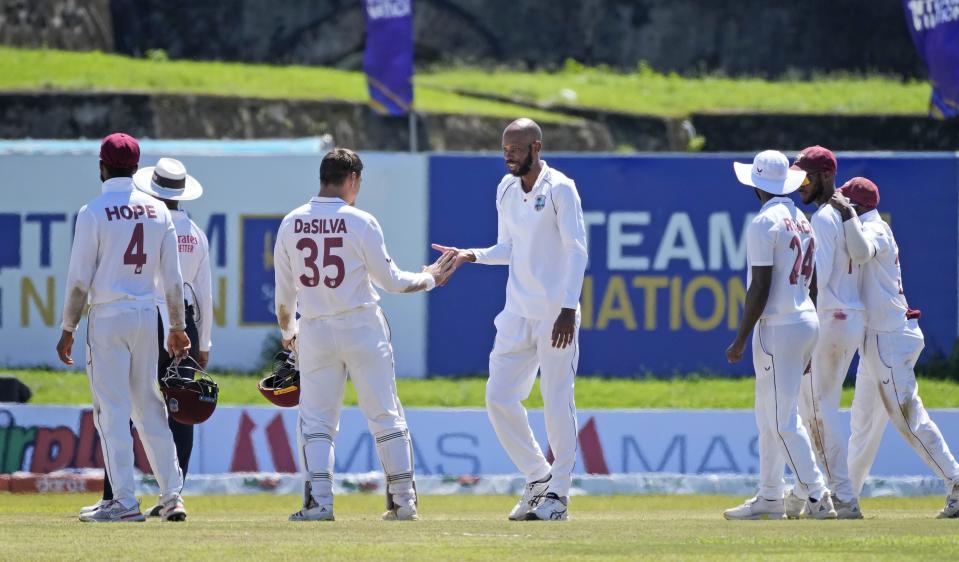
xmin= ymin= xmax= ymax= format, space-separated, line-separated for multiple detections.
xmin=798 ymin=309 xmax=865 ymax=502
xmin=486 ymin=309 xmax=579 ymax=497
xmin=754 ymin=316 xmax=829 ymax=501
xmin=848 ymin=323 xmax=959 ymax=495
xmin=86 ymin=301 xmax=183 ymax=507
xmin=296 ymin=305 xmax=414 ymax=506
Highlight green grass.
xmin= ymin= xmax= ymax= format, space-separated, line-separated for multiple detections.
xmin=11 ymin=369 xmax=959 ymax=409
xmin=0 ymin=47 xmax=930 ymax=120
xmin=0 ymin=47 xmax=568 ymax=123
xmin=419 ymin=61 xmax=931 ymax=117
xmin=1 ymin=494 xmax=957 ymax=561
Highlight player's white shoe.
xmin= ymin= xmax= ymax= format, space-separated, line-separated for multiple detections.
xmin=526 ymin=493 xmax=568 ymax=521
xmin=508 ymin=476 xmax=551 ymax=521
xmin=936 ymin=483 xmax=959 ymax=519
xmin=802 ymin=494 xmax=838 ymax=520
xmin=723 ymin=496 xmax=786 ymax=520
xmin=159 ymin=494 xmax=187 ymax=522
xmin=382 ymin=501 xmax=419 ymax=521
xmin=784 ymin=491 xmax=805 ymax=520
xmin=78 ymin=499 xmax=110 ymax=516
xmin=290 ymin=504 xmax=335 ymax=521
xmin=833 ymin=496 xmax=863 ymax=520
xmin=145 ymin=502 xmax=163 ymax=518
xmin=79 ymin=500 xmax=145 ymax=523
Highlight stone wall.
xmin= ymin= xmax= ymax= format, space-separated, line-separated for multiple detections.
xmin=2 ymin=93 xmax=956 ymax=152
xmin=0 ymin=93 xmax=615 ymax=152
xmin=0 ymin=0 xmax=112 ymax=51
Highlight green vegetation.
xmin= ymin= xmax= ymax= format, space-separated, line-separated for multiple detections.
xmin=0 ymin=47 xmax=567 ymax=123
xmin=420 ymin=60 xmax=931 ymax=116
xmin=13 ymin=369 xmax=959 ymax=409
xmin=0 ymin=47 xmax=929 ymax=120
xmin=1 ymin=494 xmax=957 ymax=561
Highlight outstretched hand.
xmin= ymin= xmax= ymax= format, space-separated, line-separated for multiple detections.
xmin=424 ymin=250 xmax=458 ymax=286
xmin=430 ymin=243 xmax=475 ymax=286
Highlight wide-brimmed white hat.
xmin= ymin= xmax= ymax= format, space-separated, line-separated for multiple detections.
xmin=733 ymin=150 xmax=806 ymax=195
xmin=133 ymin=157 xmax=203 ymax=201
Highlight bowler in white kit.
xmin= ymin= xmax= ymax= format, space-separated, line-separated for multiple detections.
xmin=55 ymin=133 xmax=191 ymax=522
xmin=724 ymin=150 xmax=836 ymax=520
xmin=433 ymin=118 xmax=589 ymax=521
xmin=831 ymin=177 xmax=959 ymax=518
xmin=792 ymin=146 xmax=865 ymax=519
xmin=274 ymin=148 xmax=455 ymax=522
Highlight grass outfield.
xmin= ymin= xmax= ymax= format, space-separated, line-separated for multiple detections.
xmin=1 ymin=494 xmax=957 ymax=561
xmin=0 ymin=47 xmax=929 ymax=118
xmin=11 ymin=369 xmax=959 ymax=409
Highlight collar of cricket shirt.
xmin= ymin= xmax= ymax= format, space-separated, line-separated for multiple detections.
xmin=858 ymin=209 xmax=880 ymax=222
xmin=311 ymin=196 xmax=347 ymax=205
xmin=101 ymin=176 xmax=135 ymax=194
xmin=760 ymin=196 xmax=793 ymax=210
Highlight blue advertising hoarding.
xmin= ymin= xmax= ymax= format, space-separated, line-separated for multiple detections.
xmin=427 ymin=154 xmax=959 ymax=376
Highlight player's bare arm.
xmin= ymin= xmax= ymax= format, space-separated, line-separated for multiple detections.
xmin=726 ymin=265 xmax=772 ymax=363
xmin=167 ymin=329 xmax=191 ymax=360
xmin=828 ymin=192 xmax=857 ymax=221
xmin=552 ymin=308 xmax=576 ymax=349
xmin=430 ymin=243 xmax=476 ymax=286
xmin=56 ymin=330 xmax=75 ymax=365
xmin=413 ymin=250 xmax=457 ymax=291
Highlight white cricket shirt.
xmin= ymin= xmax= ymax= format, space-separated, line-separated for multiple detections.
xmin=810 ymin=204 xmax=864 ymax=312
xmin=853 ymin=210 xmax=913 ymax=332
xmin=469 ymin=161 xmax=589 ymax=320
xmin=746 ymin=197 xmax=817 ymax=325
xmin=274 ymin=196 xmax=434 ymax=340
xmin=61 ymin=177 xmax=185 ymax=332
xmin=155 ymin=210 xmax=214 ymax=351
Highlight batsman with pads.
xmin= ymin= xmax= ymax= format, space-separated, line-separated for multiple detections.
xmin=273 ymin=148 xmax=456 ymax=521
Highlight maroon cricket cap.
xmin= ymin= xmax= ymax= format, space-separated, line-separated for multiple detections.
xmin=838 ymin=177 xmax=880 ymax=211
xmin=791 ymin=145 xmax=837 ymax=175
xmin=99 ymin=133 xmax=140 ymax=169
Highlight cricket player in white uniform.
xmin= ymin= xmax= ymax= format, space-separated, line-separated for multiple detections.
xmin=55 ymin=133 xmax=191 ymax=522
xmin=724 ymin=150 xmax=836 ymax=520
xmin=830 ymin=177 xmax=959 ymax=518
xmin=432 ymin=118 xmax=589 ymax=521
xmin=85 ymin=157 xmax=215 ymax=518
xmin=792 ymin=146 xmax=865 ymax=519
xmin=274 ymin=148 xmax=455 ymax=522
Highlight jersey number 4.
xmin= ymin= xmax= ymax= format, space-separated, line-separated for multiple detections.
xmin=789 ymin=235 xmax=815 ymax=286
xmin=297 ymin=237 xmax=345 ymax=289
xmin=123 ymin=223 xmax=147 ymax=274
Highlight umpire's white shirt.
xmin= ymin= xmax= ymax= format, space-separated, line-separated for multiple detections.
xmin=469 ymin=162 xmax=589 ymax=319
xmin=274 ymin=196 xmax=434 ymax=340
xmin=155 ymin=210 xmax=214 ymax=351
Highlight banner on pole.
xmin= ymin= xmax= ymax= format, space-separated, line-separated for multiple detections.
xmin=363 ymin=0 xmax=414 ymax=116
xmin=903 ymin=0 xmax=959 ymax=118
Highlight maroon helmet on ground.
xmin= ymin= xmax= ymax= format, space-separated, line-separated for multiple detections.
xmin=258 ymin=349 xmax=300 ymax=407
xmin=160 ymin=357 xmax=219 ymax=424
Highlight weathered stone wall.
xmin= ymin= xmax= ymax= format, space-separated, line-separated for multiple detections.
xmin=0 ymin=0 xmax=112 ymax=51
xmin=3 ymin=0 xmax=922 ymax=78
xmin=2 ymin=93 xmax=955 ymax=152
xmin=0 ymin=93 xmax=615 ymax=152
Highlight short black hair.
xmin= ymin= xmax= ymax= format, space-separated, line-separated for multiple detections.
xmin=102 ymin=163 xmax=137 ymax=178
xmin=320 ymin=148 xmax=363 ymax=186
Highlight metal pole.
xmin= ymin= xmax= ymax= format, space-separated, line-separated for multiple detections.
xmin=409 ymin=111 xmax=418 ymax=153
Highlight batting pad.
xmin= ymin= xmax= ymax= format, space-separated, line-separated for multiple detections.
xmin=375 ymin=428 xmax=415 ymax=504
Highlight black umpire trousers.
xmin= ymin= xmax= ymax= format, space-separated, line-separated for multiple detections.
xmin=102 ymin=303 xmax=198 ymax=501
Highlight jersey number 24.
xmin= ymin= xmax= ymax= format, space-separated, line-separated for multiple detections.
xmin=789 ymin=235 xmax=815 ymax=286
